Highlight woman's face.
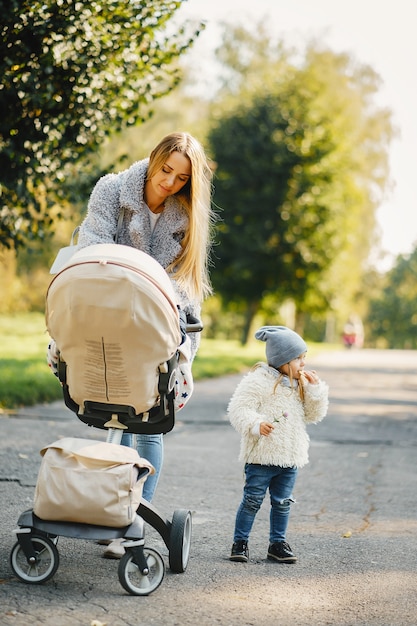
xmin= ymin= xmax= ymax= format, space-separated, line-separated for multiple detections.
xmin=279 ymin=353 xmax=306 ymax=379
xmin=149 ymin=151 xmax=191 ymax=202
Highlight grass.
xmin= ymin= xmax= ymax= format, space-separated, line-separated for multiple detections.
xmin=0 ymin=313 xmax=63 ymax=410
xmin=0 ymin=313 xmax=332 ymax=411
xmin=193 ymin=337 xmax=266 ymax=378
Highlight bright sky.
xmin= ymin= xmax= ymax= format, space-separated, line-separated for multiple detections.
xmin=178 ymin=0 xmax=417 ymax=270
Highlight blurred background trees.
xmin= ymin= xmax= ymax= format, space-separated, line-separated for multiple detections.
xmin=366 ymin=248 xmax=417 ymax=349
xmin=207 ymin=25 xmax=394 ymax=343
xmin=1 ymin=2 xmax=416 ymax=349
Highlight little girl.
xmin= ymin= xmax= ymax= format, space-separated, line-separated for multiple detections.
xmin=228 ymin=325 xmax=329 ymax=563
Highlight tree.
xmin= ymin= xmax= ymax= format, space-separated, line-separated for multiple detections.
xmin=0 ymin=0 xmax=203 ymax=248
xmin=208 ymin=27 xmax=394 ymax=342
xmin=366 ymin=247 xmax=417 ymax=349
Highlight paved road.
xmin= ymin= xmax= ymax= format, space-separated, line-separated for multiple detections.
xmin=1 ymin=349 xmax=416 ymax=625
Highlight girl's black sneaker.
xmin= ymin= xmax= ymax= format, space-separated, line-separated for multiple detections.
xmin=267 ymin=541 xmax=297 ymax=563
xmin=230 ymin=540 xmax=249 ymax=562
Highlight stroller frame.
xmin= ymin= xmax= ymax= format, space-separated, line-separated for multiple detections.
xmin=10 ymin=348 xmax=194 ymax=596
xmin=10 ymin=244 xmax=200 ymax=595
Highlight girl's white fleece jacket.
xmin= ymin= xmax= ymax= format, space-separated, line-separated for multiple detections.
xmin=228 ymin=363 xmax=329 ymax=468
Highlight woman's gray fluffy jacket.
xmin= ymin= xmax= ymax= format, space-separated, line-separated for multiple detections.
xmin=228 ymin=364 xmax=329 ymax=468
xmin=78 ymin=158 xmax=200 ymax=358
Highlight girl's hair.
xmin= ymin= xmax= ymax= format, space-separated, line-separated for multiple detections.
xmin=252 ymin=361 xmax=305 ymax=401
xmin=147 ymin=132 xmax=215 ymax=302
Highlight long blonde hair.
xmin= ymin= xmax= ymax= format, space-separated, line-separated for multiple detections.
xmin=147 ymin=132 xmax=215 ymax=302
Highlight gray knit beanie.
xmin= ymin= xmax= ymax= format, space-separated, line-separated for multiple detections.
xmin=255 ymin=326 xmax=307 ymax=368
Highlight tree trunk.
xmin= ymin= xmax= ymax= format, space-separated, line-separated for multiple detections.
xmin=241 ymin=300 xmax=259 ymax=345
xmin=294 ymin=310 xmax=305 ymax=336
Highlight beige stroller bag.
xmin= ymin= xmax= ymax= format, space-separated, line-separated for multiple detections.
xmin=33 ymin=437 xmax=154 ymax=527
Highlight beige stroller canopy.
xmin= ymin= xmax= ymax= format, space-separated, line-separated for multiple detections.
xmin=46 ymin=243 xmax=182 ymax=415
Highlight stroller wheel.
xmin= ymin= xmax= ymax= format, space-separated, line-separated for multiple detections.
xmin=168 ymin=509 xmax=192 ymax=573
xmin=118 ymin=547 xmax=164 ymax=596
xmin=10 ymin=534 xmax=59 ymax=584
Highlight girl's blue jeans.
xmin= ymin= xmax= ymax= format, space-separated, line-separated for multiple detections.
xmin=121 ymin=433 xmax=163 ymax=503
xmin=233 ymin=463 xmax=298 ymax=544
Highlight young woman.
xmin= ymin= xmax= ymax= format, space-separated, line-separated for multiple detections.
xmin=48 ymin=132 xmax=215 ymax=558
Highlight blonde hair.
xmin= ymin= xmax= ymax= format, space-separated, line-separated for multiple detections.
xmin=147 ymin=132 xmax=215 ymax=302
xmin=253 ymin=362 xmax=305 ymax=401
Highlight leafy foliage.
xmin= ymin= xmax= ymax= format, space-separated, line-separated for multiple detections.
xmin=208 ymin=29 xmax=394 ymax=341
xmin=366 ymin=247 xmax=417 ymax=348
xmin=0 ymin=0 xmax=202 ymax=248
xmin=210 ymin=92 xmax=336 ymax=307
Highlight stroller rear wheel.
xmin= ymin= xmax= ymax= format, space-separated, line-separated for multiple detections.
xmin=168 ymin=509 xmax=192 ymax=573
xmin=10 ymin=533 xmax=59 ymax=584
xmin=118 ymin=547 xmax=165 ymax=596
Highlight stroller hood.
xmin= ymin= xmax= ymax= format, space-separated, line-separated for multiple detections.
xmin=46 ymin=243 xmax=181 ymax=415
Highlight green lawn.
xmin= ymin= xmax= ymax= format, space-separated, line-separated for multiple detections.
xmin=0 ymin=313 xmax=61 ymax=409
xmin=0 ymin=313 xmax=330 ymax=411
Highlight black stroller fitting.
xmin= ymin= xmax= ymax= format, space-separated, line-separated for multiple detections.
xmin=9 ymin=243 xmax=201 ymax=596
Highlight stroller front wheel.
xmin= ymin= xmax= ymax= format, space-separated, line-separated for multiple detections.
xmin=10 ymin=533 xmax=59 ymax=584
xmin=118 ymin=547 xmax=165 ymax=596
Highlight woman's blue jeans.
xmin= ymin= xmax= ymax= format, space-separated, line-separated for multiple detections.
xmin=233 ymin=463 xmax=298 ymax=544
xmin=121 ymin=433 xmax=163 ymax=503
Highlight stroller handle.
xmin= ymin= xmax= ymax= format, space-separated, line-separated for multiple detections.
xmin=185 ymin=320 xmax=204 ymax=333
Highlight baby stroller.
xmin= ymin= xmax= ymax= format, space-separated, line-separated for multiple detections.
xmin=10 ymin=243 xmax=201 ymax=596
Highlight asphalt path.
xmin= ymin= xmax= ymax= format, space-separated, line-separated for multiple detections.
xmin=0 ymin=348 xmax=416 ymax=625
